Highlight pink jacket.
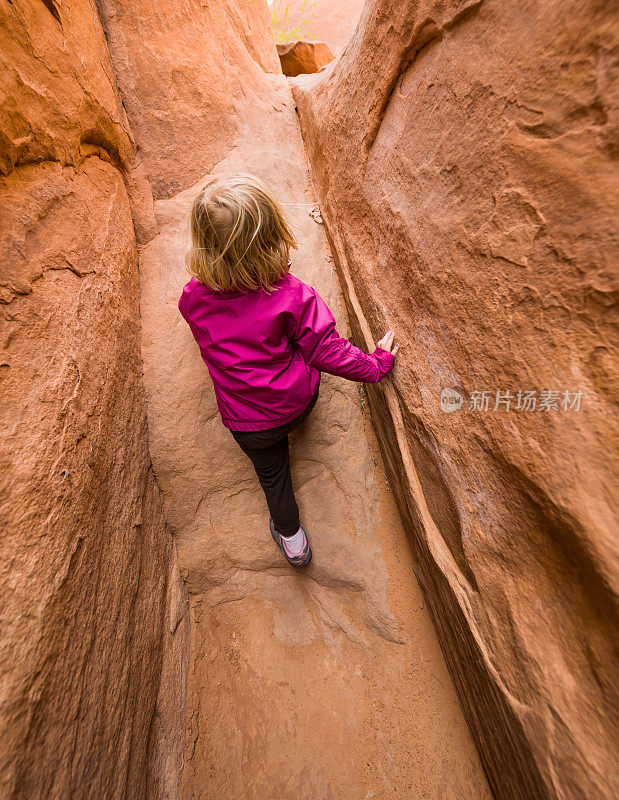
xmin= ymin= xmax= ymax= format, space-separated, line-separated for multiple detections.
xmin=178 ymin=267 xmax=395 ymax=431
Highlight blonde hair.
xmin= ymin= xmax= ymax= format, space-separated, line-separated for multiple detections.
xmin=186 ymin=174 xmax=298 ymax=293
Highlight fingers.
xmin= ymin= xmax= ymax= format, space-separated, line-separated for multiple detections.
xmin=378 ymin=332 xmax=388 ymax=349
xmin=377 ymin=330 xmax=398 ymax=354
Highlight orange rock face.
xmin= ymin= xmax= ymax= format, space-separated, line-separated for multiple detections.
xmin=96 ymin=0 xmax=281 ymax=198
xmin=277 ymin=40 xmax=334 ymax=76
xmin=293 ymin=1 xmax=619 ymax=799
xmin=0 ymin=3 xmax=187 ymax=798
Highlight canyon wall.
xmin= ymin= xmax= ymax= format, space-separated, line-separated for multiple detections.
xmin=293 ymin=1 xmax=619 ymax=799
xmin=95 ymin=0 xmax=281 ymax=199
xmin=0 ymin=3 xmax=188 ymax=798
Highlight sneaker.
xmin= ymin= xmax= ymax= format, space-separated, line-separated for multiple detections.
xmin=269 ymin=518 xmax=312 ymax=568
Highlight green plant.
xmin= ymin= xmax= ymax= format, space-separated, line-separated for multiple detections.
xmin=269 ymin=0 xmax=317 ymax=44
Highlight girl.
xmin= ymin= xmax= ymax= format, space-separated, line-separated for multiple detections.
xmin=178 ymin=175 xmax=399 ymax=568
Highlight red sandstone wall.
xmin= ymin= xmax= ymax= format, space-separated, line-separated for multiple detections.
xmin=293 ymin=1 xmax=619 ymax=798
xmin=95 ymin=0 xmax=281 ymax=198
xmin=0 ymin=3 xmax=187 ymax=798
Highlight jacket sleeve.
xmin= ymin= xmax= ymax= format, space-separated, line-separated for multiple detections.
xmin=288 ymin=279 xmax=395 ymax=383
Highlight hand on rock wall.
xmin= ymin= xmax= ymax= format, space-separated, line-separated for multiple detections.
xmin=376 ymin=330 xmax=399 ymax=357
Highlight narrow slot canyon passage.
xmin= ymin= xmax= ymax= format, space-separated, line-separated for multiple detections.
xmin=140 ymin=77 xmax=491 ymax=798
xmin=2 ymin=1 xmax=615 ymax=799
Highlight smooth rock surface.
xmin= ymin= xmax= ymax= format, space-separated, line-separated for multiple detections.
xmin=277 ymin=40 xmax=334 ymax=76
xmin=96 ymin=0 xmax=281 ymax=199
xmin=293 ymin=1 xmax=619 ymax=799
xmin=0 ymin=4 xmax=187 ymax=798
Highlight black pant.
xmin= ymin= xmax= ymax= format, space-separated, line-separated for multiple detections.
xmin=231 ymin=388 xmax=319 ymax=537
